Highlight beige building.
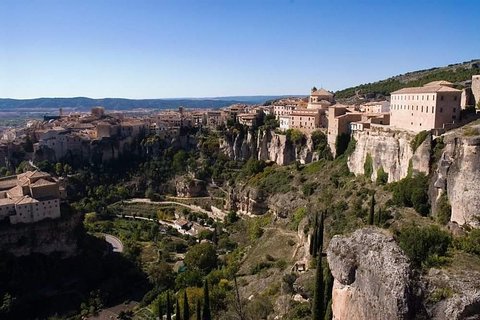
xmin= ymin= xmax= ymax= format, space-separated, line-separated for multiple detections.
xmin=327 ymin=105 xmax=362 ymax=154
xmin=308 ymin=88 xmax=335 ymax=109
xmin=360 ymin=101 xmax=390 ymax=113
xmin=273 ymin=105 xmax=296 ymax=119
xmin=0 ymin=171 xmax=61 ymax=224
xmin=390 ymin=82 xmax=462 ymax=132
xmin=289 ymin=109 xmax=321 ymax=132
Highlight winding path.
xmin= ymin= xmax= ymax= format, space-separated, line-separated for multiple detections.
xmin=125 ymin=198 xmax=226 ymax=219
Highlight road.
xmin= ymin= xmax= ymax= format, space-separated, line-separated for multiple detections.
xmin=125 ymin=198 xmax=225 ymax=218
xmin=103 ymin=234 xmax=124 ymax=253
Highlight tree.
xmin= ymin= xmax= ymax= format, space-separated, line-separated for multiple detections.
xmin=176 ymin=298 xmax=181 ymax=320
xmin=202 ymin=280 xmax=211 ymax=320
xmin=183 ymin=290 xmax=190 ymax=320
xmin=173 ymin=150 xmax=188 ymax=173
xmin=368 ymin=193 xmax=375 ymax=225
xmin=312 ymin=249 xmax=324 ymax=319
xmin=147 ymin=261 xmax=174 ymax=289
xmin=158 ymin=300 xmax=163 ymax=320
xmin=166 ymin=292 xmax=172 ymax=320
xmin=184 ymin=243 xmax=218 ymax=274
xmin=23 ymin=135 xmax=34 ymax=153
xmin=196 ymin=299 xmax=202 ymax=320
xmin=377 ymin=208 xmax=382 ymax=227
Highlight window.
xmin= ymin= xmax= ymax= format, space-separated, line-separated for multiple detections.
xmin=440 ymin=108 xmax=443 ymax=113
xmin=441 ymin=95 xmax=444 ymax=101
xmin=432 ymin=107 xmax=434 ymax=113
xmin=454 ymin=96 xmax=457 ymax=101
xmin=453 ymin=108 xmax=456 ymax=112
xmin=426 ymin=106 xmax=428 ymax=113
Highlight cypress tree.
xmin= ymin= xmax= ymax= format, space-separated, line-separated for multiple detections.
xmin=202 ymin=280 xmax=211 ymax=320
xmin=369 ymin=193 xmax=375 ymax=225
xmin=166 ymin=292 xmax=172 ymax=320
xmin=158 ymin=300 xmax=163 ymax=320
xmin=196 ymin=299 xmax=202 ymax=320
xmin=377 ymin=207 xmax=382 ymax=227
xmin=312 ymin=253 xmax=324 ymax=320
xmin=309 ymin=213 xmax=318 ymax=257
xmin=176 ymin=298 xmax=181 ymax=320
xmin=183 ymin=290 xmax=190 ymax=320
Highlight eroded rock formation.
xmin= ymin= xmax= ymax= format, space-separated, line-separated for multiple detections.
xmin=327 ymin=228 xmax=413 ymax=320
xmin=219 ymin=129 xmax=318 ymax=165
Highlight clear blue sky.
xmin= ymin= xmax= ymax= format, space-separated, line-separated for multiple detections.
xmin=1 ymin=0 xmax=479 ymax=99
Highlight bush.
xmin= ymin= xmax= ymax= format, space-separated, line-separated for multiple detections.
xmin=286 ymin=129 xmax=306 ymax=145
xmin=410 ymin=131 xmax=429 ymax=152
xmin=302 ymin=183 xmax=317 ymax=196
xmin=436 ymin=192 xmax=451 ymax=225
xmin=311 ymin=131 xmax=333 ymax=160
xmin=364 ymin=153 xmax=373 ymax=178
xmin=291 ymin=207 xmax=307 ymax=230
xmin=376 ymin=167 xmax=388 ymax=185
xmin=455 ymin=229 xmax=480 ymax=255
xmin=390 ymin=173 xmax=430 ymax=215
xmin=335 ymin=133 xmax=351 ymax=157
xmin=396 ymin=225 xmax=451 ymax=268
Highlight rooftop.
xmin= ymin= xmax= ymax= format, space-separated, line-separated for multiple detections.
xmin=391 ymin=85 xmax=461 ymax=94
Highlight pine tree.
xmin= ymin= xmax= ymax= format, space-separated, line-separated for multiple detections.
xmin=369 ymin=193 xmax=375 ymax=225
xmin=166 ymin=292 xmax=172 ymax=320
xmin=176 ymin=298 xmax=181 ymax=320
xmin=202 ymin=280 xmax=211 ymax=320
xmin=183 ymin=290 xmax=190 ymax=320
xmin=196 ymin=299 xmax=202 ymax=320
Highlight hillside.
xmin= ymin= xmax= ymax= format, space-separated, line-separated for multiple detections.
xmin=0 ymin=95 xmax=301 ymax=113
xmin=336 ymin=59 xmax=480 ymax=100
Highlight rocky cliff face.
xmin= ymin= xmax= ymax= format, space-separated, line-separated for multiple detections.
xmin=348 ymin=128 xmax=430 ymax=182
xmin=327 ymin=228 xmax=413 ymax=320
xmin=220 ymin=129 xmax=318 ymax=165
xmin=175 ymin=176 xmax=207 ymax=197
xmin=432 ymin=134 xmax=480 ymax=228
xmin=0 ymin=211 xmax=82 ymax=257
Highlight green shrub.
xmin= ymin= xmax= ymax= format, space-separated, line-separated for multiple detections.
xmin=455 ymin=229 xmax=480 ymax=255
xmin=364 ymin=153 xmax=373 ymax=178
xmin=335 ymin=133 xmax=351 ymax=157
xmin=286 ymin=129 xmax=306 ymax=145
xmin=430 ymin=287 xmax=453 ymax=303
xmin=302 ymin=183 xmax=317 ymax=196
xmin=376 ymin=167 xmax=388 ymax=185
xmin=396 ymin=225 xmax=451 ymax=268
xmin=410 ymin=131 xmax=429 ymax=152
xmin=390 ymin=173 xmax=430 ymax=215
xmin=291 ymin=207 xmax=307 ymax=230
xmin=436 ymin=193 xmax=451 ymax=225
xmin=311 ymin=130 xmax=333 ymax=160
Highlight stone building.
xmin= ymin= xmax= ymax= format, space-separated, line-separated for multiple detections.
xmin=390 ymin=82 xmax=462 ymax=132
xmin=0 ymin=171 xmax=61 ymax=224
xmin=308 ymin=88 xmax=335 ymax=109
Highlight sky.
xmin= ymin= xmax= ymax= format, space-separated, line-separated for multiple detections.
xmin=0 ymin=0 xmax=479 ymax=99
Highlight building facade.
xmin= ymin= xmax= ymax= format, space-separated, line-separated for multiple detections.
xmin=390 ymin=84 xmax=462 ymax=132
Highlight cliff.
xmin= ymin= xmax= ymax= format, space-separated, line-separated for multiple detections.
xmin=348 ymin=126 xmax=480 ymax=228
xmin=327 ymin=228 xmax=414 ymax=320
xmin=432 ymin=134 xmax=480 ymax=228
xmin=220 ymin=128 xmax=318 ymax=165
xmin=0 ymin=211 xmax=82 ymax=257
xmin=347 ymin=128 xmax=430 ymax=182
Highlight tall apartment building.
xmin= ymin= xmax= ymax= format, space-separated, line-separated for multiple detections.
xmin=390 ymin=82 xmax=462 ymax=132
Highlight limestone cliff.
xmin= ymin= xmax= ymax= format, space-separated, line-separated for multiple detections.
xmin=326 ymin=228 xmax=414 ymax=320
xmin=220 ymin=129 xmax=318 ymax=165
xmin=347 ymin=128 xmax=430 ymax=182
xmin=0 ymin=211 xmax=82 ymax=257
xmin=432 ymin=134 xmax=480 ymax=228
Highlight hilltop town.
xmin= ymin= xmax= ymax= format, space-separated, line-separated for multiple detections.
xmin=1 ymin=72 xmax=480 ymax=319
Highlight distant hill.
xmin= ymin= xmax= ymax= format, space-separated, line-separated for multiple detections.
xmin=0 ymin=95 xmax=302 ymax=113
xmin=335 ymin=59 xmax=480 ymax=100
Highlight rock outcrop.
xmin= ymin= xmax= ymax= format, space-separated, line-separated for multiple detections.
xmin=432 ymin=134 xmax=480 ymax=228
xmin=0 ymin=211 xmax=82 ymax=257
xmin=220 ymin=129 xmax=318 ymax=165
xmin=348 ymin=128 xmax=430 ymax=182
xmin=327 ymin=228 xmax=413 ymax=320
xmin=175 ymin=176 xmax=207 ymax=197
